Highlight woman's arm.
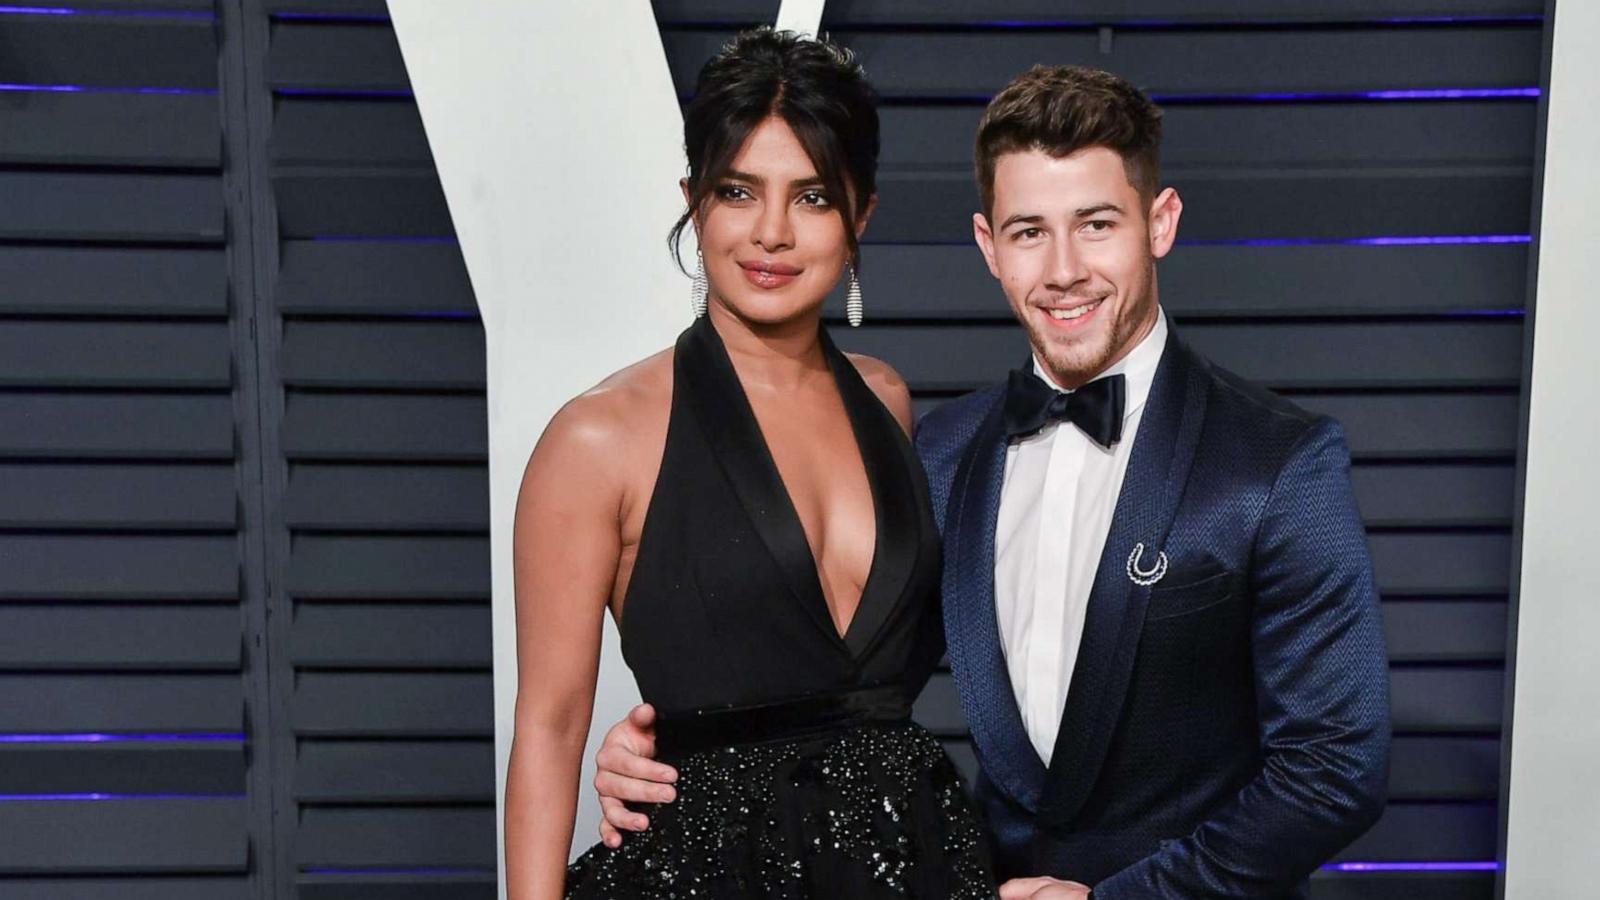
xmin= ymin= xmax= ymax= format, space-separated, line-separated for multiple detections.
xmin=504 ymin=396 xmax=627 ymax=899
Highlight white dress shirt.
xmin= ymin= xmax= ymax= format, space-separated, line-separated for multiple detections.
xmin=994 ymin=310 xmax=1169 ymax=764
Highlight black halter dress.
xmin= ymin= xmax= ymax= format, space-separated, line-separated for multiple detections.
xmin=565 ymin=317 xmax=994 ymax=898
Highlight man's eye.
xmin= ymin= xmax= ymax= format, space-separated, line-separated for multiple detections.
xmin=1084 ymin=220 xmax=1113 ymax=232
xmin=1016 ymin=227 xmax=1043 ymax=240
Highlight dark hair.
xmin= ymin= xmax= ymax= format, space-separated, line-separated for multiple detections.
xmin=975 ymin=65 xmax=1163 ymax=217
xmin=669 ymin=27 xmax=879 ymax=274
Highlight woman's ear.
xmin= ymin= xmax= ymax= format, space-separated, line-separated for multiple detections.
xmin=854 ymin=193 xmax=878 ymax=239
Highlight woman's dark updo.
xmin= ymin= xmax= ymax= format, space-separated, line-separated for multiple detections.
xmin=669 ymin=27 xmax=880 ymax=274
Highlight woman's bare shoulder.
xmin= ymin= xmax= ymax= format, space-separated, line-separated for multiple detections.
xmin=526 ymin=347 xmax=675 ymax=472
xmin=843 ymin=351 xmax=913 ymax=434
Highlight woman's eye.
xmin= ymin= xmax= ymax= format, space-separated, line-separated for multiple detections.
xmin=715 ymin=185 xmax=752 ymax=202
xmin=797 ymin=190 xmax=831 ymax=207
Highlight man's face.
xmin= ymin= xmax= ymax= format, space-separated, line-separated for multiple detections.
xmin=973 ymin=146 xmax=1181 ymax=388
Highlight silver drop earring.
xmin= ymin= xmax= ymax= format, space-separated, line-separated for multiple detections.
xmin=845 ymin=264 xmax=864 ymax=327
xmin=690 ymin=248 xmax=708 ymax=318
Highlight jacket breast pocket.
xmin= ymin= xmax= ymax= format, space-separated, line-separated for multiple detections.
xmin=1144 ymin=567 xmax=1237 ymax=622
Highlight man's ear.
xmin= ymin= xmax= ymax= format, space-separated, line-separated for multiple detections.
xmin=973 ymin=211 xmax=1002 ymax=280
xmin=1148 ymin=187 xmax=1182 ymax=260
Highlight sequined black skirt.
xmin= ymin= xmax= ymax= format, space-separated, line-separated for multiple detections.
xmin=564 ymin=718 xmax=996 ymax=898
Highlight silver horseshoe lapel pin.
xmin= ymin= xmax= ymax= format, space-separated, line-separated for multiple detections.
xmin=1126 ymin=542 xmax=1169 ymax=587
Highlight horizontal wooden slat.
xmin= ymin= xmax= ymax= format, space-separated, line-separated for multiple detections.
xmin=0 ymin=247 xmax=227 ymax=317
xmin=0 ymin=172 xmax=223 ymax=243
xmin=1352 ymin=464 xmax=1514 ymax=528
xmin=0 ymin=605 xmax=240 ymax=670
xmin=839 ymin=320 xmax=1522 ymax=391
xmin=283 ymin=393 xmax=487 ymax=461
xmin=0 ymin=798 xmax=246 ymax=874
xmin=1389 ymin=735 xmax=1500 ymax=801
xmin=0 ymin=674 xmax=240 ymax=732
xmin=281 ymin=321 xmax=484 ymax=389
xmin=0 ymin=464 xmax=235 ymax=530
xmin=287 ymin=536 xmax=489 ymax=600
xmin=917 ymin=664 xmax=1502 ymax=736
xmin=268 ymin=20 xmax=408 ymax=92
xmin=1335 ymin=801 xmax=1497 ymax=861
xmin=267 ymin=0 xmax=387 ymax=13
xmin=867 ymin=169 xmax=1531 ymax=243
xmin=0 ymin=322 xmax=231 ymax=389
xmin=664 ymin=26 xmax=1542 ymax=99
xmin=874 ymin=101 xmax=1534 ymax=172
xmin=296 ymin=740 xmax=493 ymax=802
xmin=274 ymin=172 xmax=453 ymax=237
xmin=1383 ymin=601 xmax=1506 ymax=663
xmin=1311 ymin=870 xmax=1493 ymax=900
xmin=296 ymin=807 xmax=493 ymax=868
xmin=0 ymin=394 xmax=234 ymax=460
xmin=1369 ymin=533 xmax=1509 ymax=596
xmin=297 ymin=873 xmax=495 ymax=900
xmin=1390 ymin=667 xmax=1503 ymax=732
xmin=291 ymin=603 xmax=491 ymax=668
xmin=0 ymin=742 xmax=244 ymax=794
xmin=0 ymin=15 xmax=217 ymax=90
xmin=287 ymin=465 xmax=487 ymax=531
xmin=277 ymin=240 xmax=474 ymax=316
xmin=294 ymin=673 xmax=492 ymax=737
xmin=0 ymin=877 xmax=250 ymax=900
xmin=272 ymin=98 xmax=432 ymax=168
xmin=0 ymin=91 xmax=219 ymax=168
xmin=1293 ymin=393 xmax=1519 ymax=460
xmin=657 ymin=0 xmax=1542 ymax=26
xmin=828 ymin=243 xmax=1529 ymax=319
xmin=0 ymin=535 xmax=238 ymax=601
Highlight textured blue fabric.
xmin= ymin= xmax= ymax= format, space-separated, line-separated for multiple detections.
xmin=914 ymin=331 xmax=1391 ymax=898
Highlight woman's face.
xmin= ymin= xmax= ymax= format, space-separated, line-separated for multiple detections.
xmin=691 ymin=115 xmax=866 ymax=328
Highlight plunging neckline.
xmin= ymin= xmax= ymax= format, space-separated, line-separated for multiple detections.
xmin=678 ymin=315 xmax=909 ymax=657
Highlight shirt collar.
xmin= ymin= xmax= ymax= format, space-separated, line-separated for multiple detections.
xmin=1031 ymin=307 xmax=1168 ymax=422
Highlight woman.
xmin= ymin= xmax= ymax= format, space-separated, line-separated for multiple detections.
xmin=504 ymin=28 xmax=995 ymax=898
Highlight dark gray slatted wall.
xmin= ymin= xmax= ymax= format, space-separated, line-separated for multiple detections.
xmin=652 ymin=3 xmax=1537 ymax=899
xmin=0 ymin=3 xmax=250 ymax=898
xmin=0 ymin=0 xmax=493 ymax=897
xmin=263 ymin=0 xmax=495 ymax=897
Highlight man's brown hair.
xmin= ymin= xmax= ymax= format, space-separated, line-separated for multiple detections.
xmin=975 ymin=64 xmax=1163 ymax=217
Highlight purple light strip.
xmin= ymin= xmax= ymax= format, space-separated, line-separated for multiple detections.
xmin=0 ymin=792 xmax=245 ymax=801
xmin=1323 ymin=860 xmax=1501 ymax=872
xmin=974 ymin=15 xmax=1540 ymax=27
xmin=0 ymin=82 xmax=215 ymax=95
xmin=310 ymin=235 xmax=456 ymax=243
xmin=0 ymin=732 xmax=243 ymax=743
xmin=0 ymin=4 xmax=212 ymax=16
xmin=303 ymin=866 xmax=495 ymax=876
xmin=1179 ymin=234 xmax=1530 ymax=247
xmin=1153 ymin=87 xmax=1539 ymax=102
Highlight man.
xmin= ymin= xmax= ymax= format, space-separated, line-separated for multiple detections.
xmin=590 ymin=65 xmax=1391 ymax=898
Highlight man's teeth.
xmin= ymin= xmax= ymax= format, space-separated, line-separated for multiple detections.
xmin=1046 ymin=301 xmax=1100 ymax=320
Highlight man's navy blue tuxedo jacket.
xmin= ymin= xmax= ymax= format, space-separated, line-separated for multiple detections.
xmin=914 ymin=330 xmax=1391 ymax=898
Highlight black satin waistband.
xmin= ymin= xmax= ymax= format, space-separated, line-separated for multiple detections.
xmin=654 ymin=684 xmax=914 ymax=758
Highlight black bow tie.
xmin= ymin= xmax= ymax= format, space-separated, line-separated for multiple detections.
xmin=1002 ymin=368 xmax=1126 ymax=447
